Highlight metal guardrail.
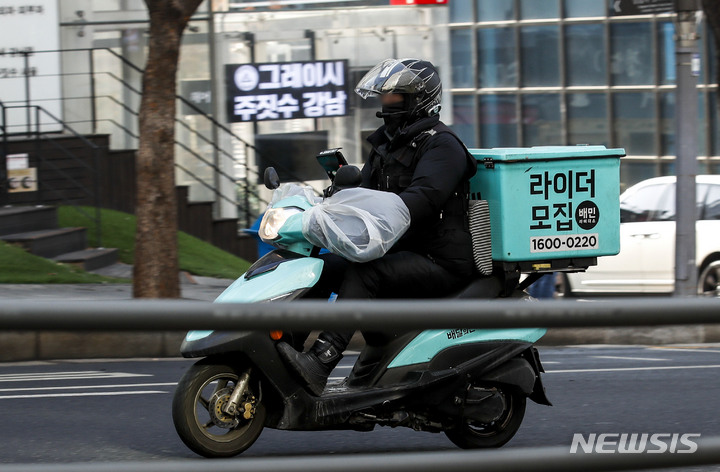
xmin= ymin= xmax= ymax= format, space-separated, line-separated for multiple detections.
xmin=1 ymin=297 xmax=719 ymax=471
xmin=2 ymin=437 xmax=720 ymax=472
xmin=0 ymin=297 xmax=718 ymax=331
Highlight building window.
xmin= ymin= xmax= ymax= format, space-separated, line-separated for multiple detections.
xmin=450 ymin=0 xmax=474 ymax=23
xmin=567 ymin=93 xmax=608 ymax=146
xmin=478 ymin=27 xmax=517 ymax=88
xmin=452 ymin=94 xmax=477 ymax=147
xmin=661 ymin=91 xmax=709 ymax=157
xmin=613 ymin=92 xmax=657 ymax=155
xmin=451 ymin=29 xmax=474 ymax=88
xmin=698 ymin=92 xmax=708 ymax=157
xmin=711 ymin=92 xmax=720 ymax=157
xmin=658 ymin=22 xmax=676 ymax=85
xmin=565 ymin=23 xmax=607 ymax=86
xmin=521 ymin=25 xmax=560 ymax=87
xmin=611 ymin=22 xmax=653 ymax=86
xmin=563 ymin=0 xmax=605 ymax=18
xmin=477 ymin=0 xmax=514 ymax=22
xmin=522 ymin=94 xmax=561 ymax=146
xmin=451 ymin=7 xmax=719 ymax=179
xmin=520 ymin=0 xmax=558 ymax=20
xmin=708 ymin=28 xmax=718 ymax=87
xmin=660 ymin=92 xmax=675 ymax=156
xmin=620 ymin=161 xmax=658 ymax=191
xmin=480 ymin=95 xmax=517 ymax=147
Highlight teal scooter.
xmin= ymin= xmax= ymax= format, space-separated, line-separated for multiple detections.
xmin=172 ymin=152 xmax=551 ymax=458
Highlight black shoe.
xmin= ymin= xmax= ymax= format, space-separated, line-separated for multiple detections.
xmin=277 ymin=339 xmax=342 ymax=396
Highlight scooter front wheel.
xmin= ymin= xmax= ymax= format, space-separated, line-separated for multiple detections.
xmin=444 ymin=389 xmax=526 ymax=449
xmin=172 ymin=361 xmax=266 ymax=458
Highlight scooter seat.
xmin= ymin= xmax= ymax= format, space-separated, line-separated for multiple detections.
xmin=453 ymin=275 xmax=502 ymax=299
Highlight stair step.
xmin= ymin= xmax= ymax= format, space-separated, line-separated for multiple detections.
xmin=0 ymin=227 xmax=87 ymax=258
xmin=0 ymin=205 xmax=57 ymax=236
xmin=53 ymin=248 xmax=119 ymax=271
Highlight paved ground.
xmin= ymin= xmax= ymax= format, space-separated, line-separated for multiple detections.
xmin=0 ymin=345 xmax=718 ymax=471
xmin=0 ymin=262 xmax=233 ymax=302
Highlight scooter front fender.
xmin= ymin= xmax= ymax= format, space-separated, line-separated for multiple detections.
xmin=183 ymin=256 xmax=324 ymax=352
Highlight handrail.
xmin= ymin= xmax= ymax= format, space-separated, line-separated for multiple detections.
xmin=64 ymin=117 xmax=266 ymax=207
xmin=36 ymin=107 xmax=103 ymax=246
xmin=3 ymin=48 xmax=331 ymax=227
xmin=86 ymin=49 xmax=306 ymax=187
xmin=0 ymin=102 xmax=103 ymax=245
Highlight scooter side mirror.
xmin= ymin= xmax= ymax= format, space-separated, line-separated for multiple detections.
xmin=333 ymin=165 xmax=362 ymax=191
xmin=264 ymin=167 xmax=281 ymax=190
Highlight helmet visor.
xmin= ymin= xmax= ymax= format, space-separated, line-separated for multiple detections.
xmin=354 ymin=58 xmax=428 ymax=99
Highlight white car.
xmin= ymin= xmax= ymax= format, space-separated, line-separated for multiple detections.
xmin=563 ymin=175 xmax=720 ymax=296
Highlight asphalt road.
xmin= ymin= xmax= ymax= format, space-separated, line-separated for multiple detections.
xmin=1 ymin=345 xmax=719 ymax=470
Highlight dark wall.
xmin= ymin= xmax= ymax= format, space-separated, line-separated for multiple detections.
xmin=2 ymin=135 xmax=258 ymax=261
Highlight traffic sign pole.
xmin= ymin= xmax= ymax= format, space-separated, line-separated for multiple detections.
xmin=673 ymin=0 xmax=700 ymax=297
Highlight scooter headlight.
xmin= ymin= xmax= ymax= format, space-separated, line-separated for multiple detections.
xmin=259 ymin=207 xmax=302 ymax=242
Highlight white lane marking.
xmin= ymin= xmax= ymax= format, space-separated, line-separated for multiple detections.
xmin=0 ymin=371 xmax=152 ymax=382
xmin=648 ymin=348 xmax=720 ymax=354
xmin=542 ymin=361 xmax=560 ymax=364
xmin=593 ymin=356 xmax=668 ymax=361
xmin=0 ymin=382 xmax=177 ymax=393
xmin=0 ymin=391 xmax=167 ymax=400
xmin=547 ymin=364 xmax=720 ymax=374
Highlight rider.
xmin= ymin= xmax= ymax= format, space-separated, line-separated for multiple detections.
xmin=277 ymin=58 xmax=478 ymax=395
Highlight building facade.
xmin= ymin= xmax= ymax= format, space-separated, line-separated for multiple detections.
xmin=2 ymin=0 xmax=718 ymax=220
xmin=448 ymin=0 xmax=719 ymax=190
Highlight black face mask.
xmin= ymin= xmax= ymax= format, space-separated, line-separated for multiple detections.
xmin=377 ymin=102 xmax=409 ymax=135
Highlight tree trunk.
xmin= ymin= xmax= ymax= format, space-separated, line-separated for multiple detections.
xmin=704 ymin=0 xmax=720 ymax=107
xmin=133 ymin=0 xmax=203 ymax=298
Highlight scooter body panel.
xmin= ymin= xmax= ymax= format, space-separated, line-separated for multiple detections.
xmin=387 ymin=328 xmax=547 ymax=368
xmin=216 ymin=257 xmax=323 ymax=303
xmin=184 ymin=256 xmax=323 ymax=344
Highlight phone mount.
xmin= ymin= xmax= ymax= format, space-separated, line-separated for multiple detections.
xmin=316 ymin=148 xmax=349 ymax=182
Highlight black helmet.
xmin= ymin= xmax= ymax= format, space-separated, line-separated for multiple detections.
xmin=355 ymin=58 xmax=442 ymax=118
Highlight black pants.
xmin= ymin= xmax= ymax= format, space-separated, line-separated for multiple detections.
xmin=304 ymin=251 xmax=467 ymax=351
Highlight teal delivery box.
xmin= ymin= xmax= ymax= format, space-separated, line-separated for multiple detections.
xmin=468 ymin=146 xmax=624 ymax=267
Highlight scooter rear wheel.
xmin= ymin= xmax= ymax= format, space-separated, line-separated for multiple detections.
xmin=444 ymin=389 xmax=526 ymax=449
xmin=172 ymin=361 xmax=266 ymax=458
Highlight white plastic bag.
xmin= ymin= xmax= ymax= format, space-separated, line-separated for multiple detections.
xmin=269 ymin=183 xmax=320 ymax=207
xmin=302 ymin=187 xmax=411 ymax=262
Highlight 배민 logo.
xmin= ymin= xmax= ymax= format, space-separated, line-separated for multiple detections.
xmin=570 ymin=433 xmax=701 ymax=454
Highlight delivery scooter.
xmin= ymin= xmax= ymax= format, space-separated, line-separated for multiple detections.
xmin=172 ymin=150 xmax=551 ymax=458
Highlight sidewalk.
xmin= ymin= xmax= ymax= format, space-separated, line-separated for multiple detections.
xmin=0 ymin=263 xmax=233 ymax=362
xmin=1 ymin=262 xmax=236 ymax=301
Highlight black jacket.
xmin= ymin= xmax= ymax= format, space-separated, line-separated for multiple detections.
xmin=361 ymin=115 xmax=478 ymax=277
